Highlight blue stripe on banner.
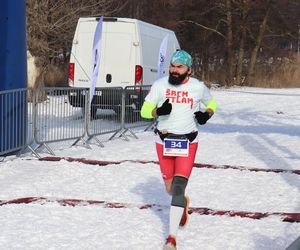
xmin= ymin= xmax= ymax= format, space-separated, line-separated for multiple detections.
xmin=157 ymin=35 xmax=168 ymax=79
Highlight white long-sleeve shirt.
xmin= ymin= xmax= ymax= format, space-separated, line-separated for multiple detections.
xmin=145 ymin=76 xmax=214 ymax=135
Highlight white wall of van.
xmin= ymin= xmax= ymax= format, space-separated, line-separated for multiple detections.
xmin=69 ymin=17 xmax=180 ymax=88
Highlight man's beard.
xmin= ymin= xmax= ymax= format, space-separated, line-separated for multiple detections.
xmin=168 ymin=72 xmax=189 ymax=85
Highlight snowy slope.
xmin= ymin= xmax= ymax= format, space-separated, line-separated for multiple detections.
xmin=0 ymin=87 xmax=300 ymax=250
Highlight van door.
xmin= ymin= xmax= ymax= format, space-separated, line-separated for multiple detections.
xmin=71 ymin=19 xmax=137 ymax=88
xmin=72 ymin=20 xmax=96 ymax=87
xmin=99 ymin=21 xmax=137 ymax=87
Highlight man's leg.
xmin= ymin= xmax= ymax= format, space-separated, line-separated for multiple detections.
xmin=157 ymin=142 xmax=197 ymax=249
xmin=174 ymin=143 xmax=198 ymax=227
xmin=164 ymin=179 xmax=173 ymax=194
xmin=163 ymin=176 xmax=188 ymax=250
xmin=168 ymin=176 xmax=188 ymax=237
xmin=175 ymin=142 xmax=198 ymax=178
xmin=156 ymin=142 xmax=175 ymax=194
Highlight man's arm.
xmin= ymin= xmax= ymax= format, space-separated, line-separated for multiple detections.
xmin=141 ymin=99 xmax=172 ymax=119
xmin=194 ymin=98 xmax=217 ymax=125
xmin=140 ymin=101 xmax=156 ymax=119
xmin=205 ymin=97 xmax=217 ymax=116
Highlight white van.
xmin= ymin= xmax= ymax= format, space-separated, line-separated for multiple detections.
xmin=68 ymin=17 xmax=180 ymax=116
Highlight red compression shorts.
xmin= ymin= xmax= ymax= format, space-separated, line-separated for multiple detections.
xmin=156 ymin=142 xmax=198 ymax=180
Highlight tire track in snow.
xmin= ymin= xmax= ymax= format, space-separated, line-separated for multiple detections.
xmin=39 ymin=156 xmax=300 ymax=175
xmin=0 ymin=196 xmax=299 ymax=223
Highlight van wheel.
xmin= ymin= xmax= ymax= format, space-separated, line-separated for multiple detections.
xmin=125 ymin=107 xmax=141 ymax=123
xmin=90 ymin=106 xmax=97 ymax=120
xmin=81 ymin=106 xmax=97 ymax=119
xmin=113 ymin=106 xmax=121 ymax=121
xmin=81 ymin=107 xmax=86 ymax=118
xmin=113 ymin=106 xmax=141 ymax=123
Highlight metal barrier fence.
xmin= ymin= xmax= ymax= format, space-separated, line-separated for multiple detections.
xmin=119 ymin=85 xmax=154 ymax=139
xmin=26 ymin=89 xmax=34 ymax=155
xmin=33 ymin=87 xmax=87 ymax=154
xmin=0 ymin=88 xmax=28 ymax=156
xmin=86 ymin=87 xmax=123 ymax=145
xmin=86 ymin=85 xmax=154 ymax=143
xmin=0 ymin=86 xmax=154 ymax=157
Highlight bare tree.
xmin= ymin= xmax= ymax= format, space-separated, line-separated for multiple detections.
xmin=26 ymin=0 xmax=127 ymax=64
xmin=26 ymin=0 xmax=127 ymax=86
xmin=235 ymin=0 xmax=249 ymax=85
xmin=225 ymin=0 xmax=234 ymax=85
xmin=245 ymin=2 xmax=271 ymax=86
xmin=27 ymin=0 xmax=300 ymax=87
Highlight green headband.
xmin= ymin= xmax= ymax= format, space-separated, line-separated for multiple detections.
xmin=170 ymin=50 xmax=192 ymax=68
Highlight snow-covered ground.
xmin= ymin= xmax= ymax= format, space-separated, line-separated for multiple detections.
xmin=1 ymin=87 xmax=300 ymax=250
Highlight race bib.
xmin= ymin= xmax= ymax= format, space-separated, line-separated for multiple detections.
xmin=163 ymin=138 xmax=189 ymax=157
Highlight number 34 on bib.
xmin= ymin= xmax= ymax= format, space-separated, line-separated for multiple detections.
xmin=163 ymin=138 xmax=189 ymax=157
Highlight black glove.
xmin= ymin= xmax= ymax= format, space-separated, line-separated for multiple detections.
xmin=156 ymin=99 xmax=172 ymax=116
xmin=194 ymin=111 xmax=212 ymax=125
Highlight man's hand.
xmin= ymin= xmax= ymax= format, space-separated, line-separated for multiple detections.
xmin=156 ymin=99 xmax=172 ymax=116
xmin=194 ymin=111 xmax=212 ymax=125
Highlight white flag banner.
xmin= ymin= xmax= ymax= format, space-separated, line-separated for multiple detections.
xmin=157 ymin=35 xmax=169 ymax=79
xmin=89 ymin=17 xmax=103 ymax=105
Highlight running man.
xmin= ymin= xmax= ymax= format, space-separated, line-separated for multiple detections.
xmin=140 ymin=50 xmax=217 ymax=250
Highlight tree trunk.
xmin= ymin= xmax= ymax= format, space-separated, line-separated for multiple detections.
xmin=236 ymin=1 xmax=248 ymax=86
xmin=246 ymin=7 xmax=270 ymax=86
xmin=226 ymin=0 xmax=234 ymax=86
